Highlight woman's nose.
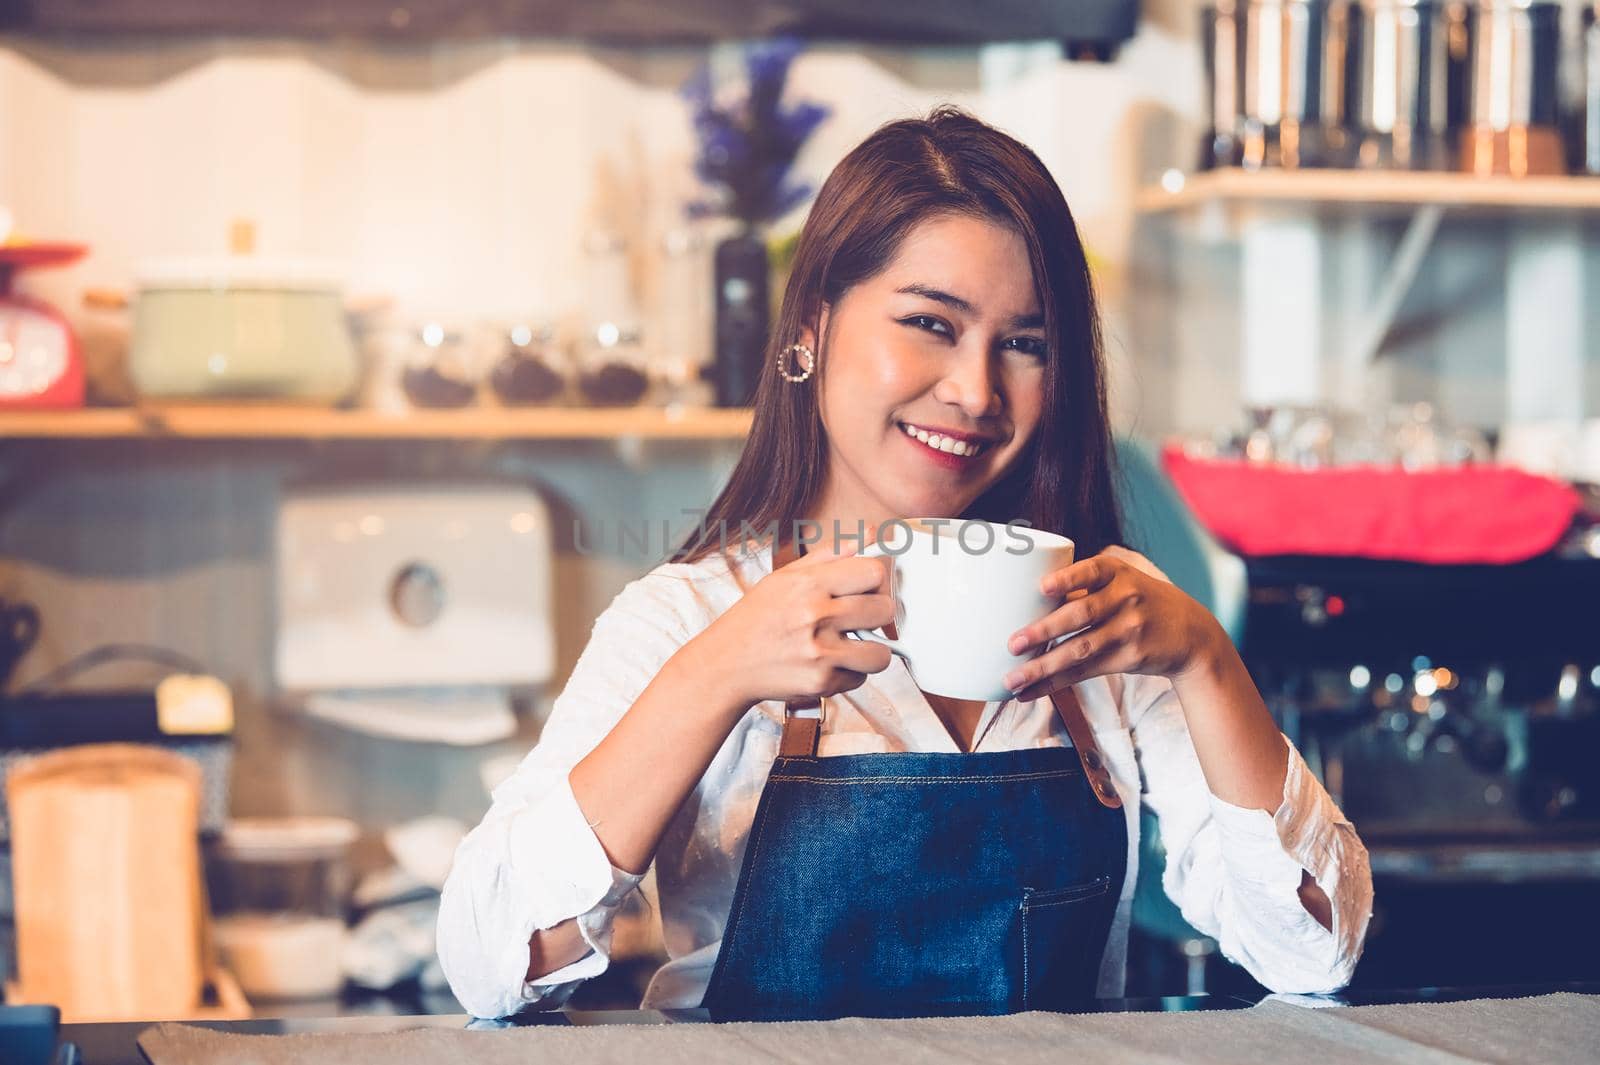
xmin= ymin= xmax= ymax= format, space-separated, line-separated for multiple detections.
xmin=933 ymin=346 xmax=1003 ymax=418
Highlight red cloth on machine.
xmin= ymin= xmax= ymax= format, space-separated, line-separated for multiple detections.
xmin=1160 ymin=445 xmax=1582 ymax=564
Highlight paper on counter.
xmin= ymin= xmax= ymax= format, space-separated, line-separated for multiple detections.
xmin=301 ymin=687 xmax=515 ymax=746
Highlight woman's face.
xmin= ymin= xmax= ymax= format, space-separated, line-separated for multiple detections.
xmin=806 ymin=212 xmax=1048 ymax=536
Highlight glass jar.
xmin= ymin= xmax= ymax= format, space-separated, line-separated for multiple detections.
xmin=399 ymin=318 xmax=493 ymax=408
xmin=489 ymin=322 xmax=568 ymax=406
xmin=210 ymin=817 xmax=358 ymax=1000
xmin=577 ymin=230 xmax=650 ymax=407
xmin=576 ymin=323 xmax=650 ymax=406
xmin=652 ymin=228 xmax=714 ymax=408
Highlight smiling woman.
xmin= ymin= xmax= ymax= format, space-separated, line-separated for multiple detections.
xmin=437 ymin=106 xmax=1372 ymax=1023
xmin=672 ymin=103 xmax=1121 ymax=565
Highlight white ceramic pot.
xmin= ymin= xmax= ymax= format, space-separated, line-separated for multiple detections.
xmin=129 ymin=256 xmax=358 ymax=402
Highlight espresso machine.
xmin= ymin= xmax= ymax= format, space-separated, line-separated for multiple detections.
xmin=1118 ymin=438 xmax=1600 ymax=992
xmin=1241 ymin=551 xmax=1600 ymax=843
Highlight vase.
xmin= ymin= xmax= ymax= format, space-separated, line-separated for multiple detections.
xmin=710 ymin=229 xmax=770 ymax=408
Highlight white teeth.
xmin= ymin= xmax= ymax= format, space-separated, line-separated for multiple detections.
xmin=899 ymin=422 xmax=982 ymax=458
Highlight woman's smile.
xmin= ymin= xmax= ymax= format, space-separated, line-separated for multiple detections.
xmin=895 ymin=420 xmax=991 ymax=470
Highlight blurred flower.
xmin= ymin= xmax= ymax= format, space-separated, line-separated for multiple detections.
xmin=682 ymin=38 xmax=830 ymax=230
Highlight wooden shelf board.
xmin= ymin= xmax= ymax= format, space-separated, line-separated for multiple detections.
xmin=1136 ymin=168 xmax=1600 ymax=215
xmin=0 ymin=405 xmax=755 ymax=441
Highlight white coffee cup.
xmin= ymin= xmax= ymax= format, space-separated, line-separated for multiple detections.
xmin=844 ymin=518 xmax=1076 ymax=702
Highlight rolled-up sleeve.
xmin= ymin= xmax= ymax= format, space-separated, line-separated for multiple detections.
xmin=436 ymin=571 xmax=705 ymax=1018
xmin=1126 ymin=672 xmax=1373 ymax=994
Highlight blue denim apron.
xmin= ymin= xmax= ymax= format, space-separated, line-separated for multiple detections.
xmin=700 ymin=690 xmax=1129 ymax=1021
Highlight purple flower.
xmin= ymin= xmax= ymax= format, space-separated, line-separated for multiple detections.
xmin=681 ymin=37 xmax=830 ymax=229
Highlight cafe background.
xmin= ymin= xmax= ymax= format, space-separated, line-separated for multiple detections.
xmin=2 ymin=0 xmax=1599 ymax=1022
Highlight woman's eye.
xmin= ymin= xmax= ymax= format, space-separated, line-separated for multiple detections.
xmin=902 ymin=315 xmax=951 ymax=337
xmin=1005 ymin=335 xmax=1049 ymax=359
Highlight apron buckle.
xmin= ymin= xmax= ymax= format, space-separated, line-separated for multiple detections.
xmin=779 ymin=697 xmax=824 ymax=758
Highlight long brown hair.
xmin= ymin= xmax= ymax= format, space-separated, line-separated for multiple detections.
xmin=672 ymin=105 xmax=1122 ymax=564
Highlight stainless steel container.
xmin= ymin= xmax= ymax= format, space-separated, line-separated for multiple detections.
xmin=1352 ymin=0 xmax=1466 ymax=170
xmin=1200 ymin=0 xmax=1247 ymax=168
xmin=1320 ymin=0 xmax=1361 ymax=163
xmin=1459 ymin=0 xmax=1564 ymax=176
xmin=1583 ymin=3 xmax=1600 ymax=174
xmin=1201 ymin=0 xmax=1358 ymax=169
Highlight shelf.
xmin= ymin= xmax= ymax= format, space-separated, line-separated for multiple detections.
xmin=0 ymin=405 xmax=755 ymax=441
xmin=1139 ymin=166 xmax=1596 ymax=426
xmin=1136 ymin=168 xmax=1600 ymax=217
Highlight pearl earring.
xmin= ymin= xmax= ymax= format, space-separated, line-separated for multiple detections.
xmin=777 ymin=343 xmax=814 ymax=383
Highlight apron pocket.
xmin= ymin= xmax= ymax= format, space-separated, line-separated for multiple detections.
xmin=1018 ymin=875 xmax=1115 ymax=1011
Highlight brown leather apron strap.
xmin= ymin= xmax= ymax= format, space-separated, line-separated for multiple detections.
xmin=779 ymin=697 xmax=823 ymax=758
xmin=1049 ymin=686 xmax=1123 ymax=809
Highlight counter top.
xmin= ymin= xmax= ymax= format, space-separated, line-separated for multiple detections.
xmin=56 ymin=982 xmax=1600 ymax=1065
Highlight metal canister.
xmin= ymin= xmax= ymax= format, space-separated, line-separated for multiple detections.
xmin=1458 ymin=0 xmax=1565 ymax=176
xmin=1240 ymin=0 xmax=1344 ymax=167
xmin=1200 ymin=0 xmax=1246 ymax=168
xmin=1352 ymin=0 xmax=1466 ymax=169
xmin=1319 ymin=0 xmax=1360 ymax=164
xmin=1583 ymin=3 xmax=1600 ymax=174
xmin=1206 ymin=0 xmax=1358 ymax=169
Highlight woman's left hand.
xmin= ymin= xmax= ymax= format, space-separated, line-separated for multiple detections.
xmin=1001 ymin=545 xmax=1226 ymax=702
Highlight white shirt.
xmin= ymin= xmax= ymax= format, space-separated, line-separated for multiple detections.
xmin=436 ymin=540 xmax=1374 ymax=1020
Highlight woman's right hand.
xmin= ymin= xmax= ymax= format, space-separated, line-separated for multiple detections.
xmin=558 ymin=541 xmax=893 ymax=893
xmin=697 ymin=540 xmax=898 ymax=711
